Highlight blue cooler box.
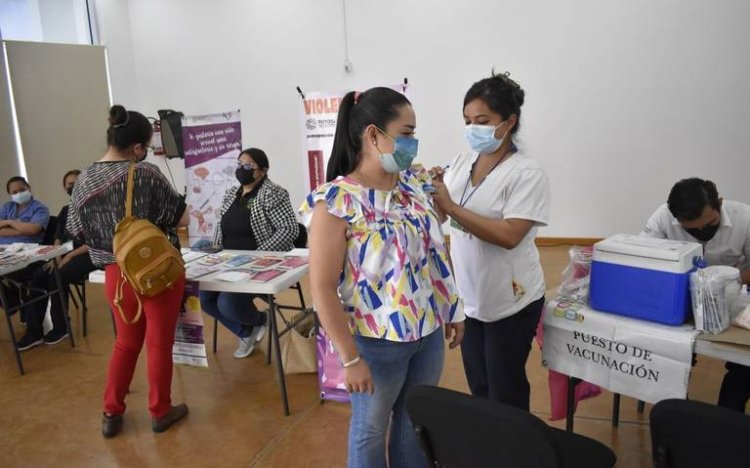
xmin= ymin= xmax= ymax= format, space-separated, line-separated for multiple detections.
xmin=589 ymin=234 xmax=702 ymax=325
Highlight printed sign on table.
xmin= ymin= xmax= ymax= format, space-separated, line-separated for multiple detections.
xmin=542 ymin=298 xmax=698 ymax=403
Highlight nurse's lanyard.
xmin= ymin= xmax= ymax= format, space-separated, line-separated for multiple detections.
xmin=458 ymin=147 xmax=516 ymax=207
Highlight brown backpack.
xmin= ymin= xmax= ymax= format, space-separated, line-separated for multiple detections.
xmin=112 ymin=163 xmax=185 ymax=324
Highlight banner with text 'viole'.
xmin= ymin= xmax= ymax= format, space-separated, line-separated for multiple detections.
xmin=299 ymin=84 xmax=410 ymax=192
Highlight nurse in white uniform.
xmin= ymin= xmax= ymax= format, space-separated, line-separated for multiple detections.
xmin=431 ymin=72 xmax=550 ymax=410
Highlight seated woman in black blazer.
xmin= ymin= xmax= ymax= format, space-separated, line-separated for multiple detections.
xmin=199 ymin=148 xmax=298 ymax=358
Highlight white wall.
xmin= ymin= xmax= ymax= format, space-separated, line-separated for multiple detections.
xmin=97 ymin=0 xmax=750 ymax=237
xmin=94 ymin=0 xmax=137 ymax=106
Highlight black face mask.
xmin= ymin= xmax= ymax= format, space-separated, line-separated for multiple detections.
xmin=66 ymin=187 xmax=73 ymax=196
xmin=686 ymin=223 xmax=720 ymax=242
xmin=235 ymin=167 xmax=255 ymax=185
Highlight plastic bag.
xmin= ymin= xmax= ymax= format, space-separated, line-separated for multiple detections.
xmin=731 ymin=290 xmax=750 ymax=330
xmin=690 ymin=266 xmax=740 ymax=334
xmin=557 ymin=246 xmax=594 ymax=303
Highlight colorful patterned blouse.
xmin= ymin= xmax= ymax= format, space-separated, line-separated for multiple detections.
xmin=300 ymin=166 xmax=464 ymax=342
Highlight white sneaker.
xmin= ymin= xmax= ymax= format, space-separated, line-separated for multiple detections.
xmin=233 ymin=336 xmax=256 ymax=359
xmin=253 ymin=324 xmax=267 ymax=343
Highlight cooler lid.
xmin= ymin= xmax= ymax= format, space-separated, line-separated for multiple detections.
xmin=594 ymin=234 xmax=702 ymax=262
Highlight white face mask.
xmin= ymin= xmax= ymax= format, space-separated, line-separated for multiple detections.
xmin=465 ymin=121 xmax=506 ymax=154
xmin=11 ymin=190 xmax=32 ymax=205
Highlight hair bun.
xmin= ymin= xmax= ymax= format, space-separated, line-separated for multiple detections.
xmin=490 ymin=71 xmax=525 ymax=107
xmin=108 ymin=105 xmax=128 ymax=126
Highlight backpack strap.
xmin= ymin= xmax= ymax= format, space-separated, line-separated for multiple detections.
xmin=125 ymin=162 xmax=136 ymax=218
xmin=113 ymin=272 xmax=143 ymax=325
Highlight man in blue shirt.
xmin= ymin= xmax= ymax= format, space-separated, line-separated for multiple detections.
xmin=0 ymin=176 xmax=49 ymax=244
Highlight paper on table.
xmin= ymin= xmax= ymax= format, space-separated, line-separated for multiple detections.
xmin=277 ymin=257 xmax=309 ymax=270
xmin=250 ymin=257 xmax=284 ymax=268
xmin=214 ymin=268 xmax=257 ymax=282
xmin=224 ymin=254 xmax=255 ymax=268
xmin=182 ymin=250 xmax=209 ymax=264
xmin=186 ymin=265 xmax=216 ymax=279
xmin=199 ymin=253 xmax=234 ymax=266
xmin=250 ymin=269 xmax=285 ymax=282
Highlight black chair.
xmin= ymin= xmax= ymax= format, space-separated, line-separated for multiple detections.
xmin=68 ymin=276 xmax=89 ymax=336
xmin=650 ymin=398 xmax=750 ymax=468
xmin=287 ymin=222 xmax=309 ymax=314
xmin=405 ymin=385 xmax=616 ymax=468
xmin=42 ymin=215 xmax=57 ymax=246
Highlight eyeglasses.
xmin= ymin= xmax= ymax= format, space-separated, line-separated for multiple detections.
xmin=143 ymin=144 xmax=155 ymax=153
xmin=236 ymin=162 xmax=258 ymax=170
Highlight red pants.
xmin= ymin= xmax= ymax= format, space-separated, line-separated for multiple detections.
xmin=103 ymin=264 xmax=185 ymax=418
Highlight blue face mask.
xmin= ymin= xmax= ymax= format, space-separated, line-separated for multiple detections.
xmin=11 ymin=190 xmax=32 ymax=205
xmin=465 ymin=121 xmax=507 ymax=155
xmin=375 ymin=127 xmax=419 ymax=174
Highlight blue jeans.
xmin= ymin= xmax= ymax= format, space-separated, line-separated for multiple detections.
xmin=198 ymin=291 xmax=265 ymax=339
xmin=348 ymin=329 xmax=444 ymax=468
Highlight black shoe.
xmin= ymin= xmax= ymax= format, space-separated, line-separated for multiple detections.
xmin=152 ymin=404 xmax=188 ymax=433
xmin=102 ymin=413 xmax=123 ymax=438
xmin=44 ymin=329 xmax=69 ymax=345
xmin=16 ymin=334 xmax=44 ymax=352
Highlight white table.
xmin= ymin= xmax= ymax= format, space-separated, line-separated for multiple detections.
xmin=695 ymin=334 xmax=750 ymax=367
xmin=0 ymin=243 xmax=74 ymax=374
xmin=89 ymin=249 xmax=312 ymax=415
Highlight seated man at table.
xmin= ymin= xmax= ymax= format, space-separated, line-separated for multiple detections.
xmin=198 ymin=148 xmax=298 ymax=358
xmin=0 ymin=176 xmax=49 ymax=244
xmin=14 ymin=169 xmax=97 ymax=350
xmin=641 ymin=177 xmax=750 ymax=412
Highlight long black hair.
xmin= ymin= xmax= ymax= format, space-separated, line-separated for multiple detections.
xmin=106 ymin=105 xmax=153 ymax=150
xmin=326 ymin=87 xmax=411 ymax=182
xmin=464 ymin=71 xmax=525 ymax=136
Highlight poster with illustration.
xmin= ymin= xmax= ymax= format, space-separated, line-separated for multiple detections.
xmin=172 ymin=281 xmax=209 ymax=367
xmin=298 ymin=83 xmax=409 ymax=192
xmin=183 ymin=110 xmax=242 ymax=248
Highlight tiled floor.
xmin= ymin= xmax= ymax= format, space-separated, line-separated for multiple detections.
xmin=0 ymin=246 xmax=735 ymax=467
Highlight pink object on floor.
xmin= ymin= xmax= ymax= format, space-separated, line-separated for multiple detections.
xmin=536 ymin=311 xmax=601 ymax=420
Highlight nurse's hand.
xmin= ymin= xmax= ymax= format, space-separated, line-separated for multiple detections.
xmin=445 ymin=322 xmax=465 ymax=349
xmin=430 ymin=180 xmax=456 ymax=215
xmin=344 ymin=359 xmax=374 ymax=394
xmin=429 ymin=166 xmax=446 ymax=182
